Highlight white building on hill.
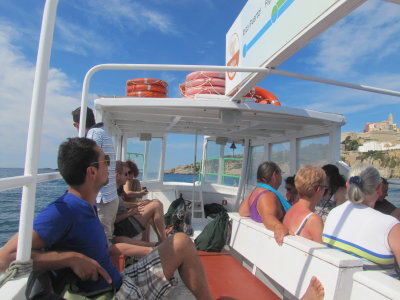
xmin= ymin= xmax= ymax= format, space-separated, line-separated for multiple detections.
xmin=358 ymin=141 xmax=400 ymax=152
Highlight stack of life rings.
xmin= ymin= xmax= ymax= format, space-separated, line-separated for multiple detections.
xmin=180 ymin=71 xmax=225 ymax=97
xmin=246 ymin=86 xmax=281 ymax=106
xmin=126 ymin=78 xmax=168 ymax=98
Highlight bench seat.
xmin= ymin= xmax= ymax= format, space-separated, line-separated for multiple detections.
xmin=198 ymin=251 xmax=280 ymax=300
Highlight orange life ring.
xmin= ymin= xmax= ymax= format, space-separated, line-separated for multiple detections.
xmin=246 ymin=87 xmax=281 ymax=106
xmin=127 ymin=91 xmax=167 ymax=98
xmin=126 ymin=84 xmax=167 ymax=94
xmin=179 ymin=82 xmax=186 ymax=96
xmin=185 ymin=78 xmax=226 ymax=88
xmin=186 ymin=71 xmax=225 ymax=82
xmin=126 ymin=78 xmax=168 ymax=87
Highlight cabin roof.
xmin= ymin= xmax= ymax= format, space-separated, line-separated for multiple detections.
xmin=94 ymin=95 xmax=345 ymax=139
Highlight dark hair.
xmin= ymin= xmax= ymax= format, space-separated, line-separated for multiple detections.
xmin=115 ymin=160 xmax=127 ymax=174
xmin=322 ymin=164 xmax=346 ymax=195
xmin=72 ymin=107 xmax=96 ymax=129
xmin=285 ymin=175 xmax=295 ymax=186
xmin=381 ymin=177 xmax=388 ymax=185
xmin=126 ymin=160 xmax=139 ymax=178
xmin=58 ymin=137 xmax=99 ymax=185
xmin=257 ymin=161 xmax=281 ymax=183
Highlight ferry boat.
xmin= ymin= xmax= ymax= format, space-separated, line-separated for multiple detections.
xmin=1 ymin=0 xmax=400 ymax=299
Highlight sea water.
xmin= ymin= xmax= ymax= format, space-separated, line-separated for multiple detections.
xmin=0 ymin=168 xmax=194 ymax=247
xmin=0 ymin=168 xmax=399 ymax=247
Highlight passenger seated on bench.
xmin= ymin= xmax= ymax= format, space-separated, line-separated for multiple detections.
xmin=113 ymin=160 xmax=166 ymax=247
xmin=283 ymin=166 xmax=326 ymax=243
xmin=124 ymin=160 xmax=148 ymax=203
xmin=239 ymin=161 xmax=291 ymax=245
xmin=374 ymin=177 xmax=400 ymax=220
xmin=315 ymin=164 xmax=346 ymax=222
xmin=0 ymin=138 xmax=213 ymax=299
xmin=323 ymin=163 xmax=400 ymax=273
xmin=285 ymin=175 xmax=299 ymax=205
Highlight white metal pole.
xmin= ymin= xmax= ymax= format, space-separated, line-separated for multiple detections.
xmin=270 ymin=68 xmax=400 ymax=98
xmin=290 ymin=138 xmax=297 ymax=175
xmin=159 ymin=136 xmax=166 ymax=183
xmin=81 ymin=64 xmax=400 ymax=100
xmin=121 ymin=136 xmax=127 ymax=161
xmin=235 ymin=138 xmax=250 ymax=210
xmin=17 ymin=0 xmax=59 ymax=261
xmin=218 ymin=145 xmax=224 ymax=184
xmin=143 ymin=141 xmax=149 ymax=180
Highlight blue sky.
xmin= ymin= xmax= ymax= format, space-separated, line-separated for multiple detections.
xmin=0 ymin=0 xmax=399 ymax=169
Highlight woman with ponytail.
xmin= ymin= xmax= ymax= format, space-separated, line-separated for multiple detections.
xmin=323 ymin=163 xmax=400 ymax=273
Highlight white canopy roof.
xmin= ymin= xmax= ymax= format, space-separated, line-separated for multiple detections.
xmin=94 ymin=95 xmax=345 ymax=140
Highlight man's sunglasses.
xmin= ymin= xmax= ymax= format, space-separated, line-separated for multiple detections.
xmin=90 ymin=154 xmax=111 ymax=167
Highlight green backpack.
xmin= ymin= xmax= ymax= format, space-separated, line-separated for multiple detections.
xmin=195 ymin=211 xmax=231 ymax=252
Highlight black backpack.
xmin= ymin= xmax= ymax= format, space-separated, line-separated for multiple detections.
xmin=164 ymin=194 xmax=193 ymax=236
xmin=204 ymin=203 xmax=227 ymax=219
xmin=195 ymin=211 xmax=231 ymax=252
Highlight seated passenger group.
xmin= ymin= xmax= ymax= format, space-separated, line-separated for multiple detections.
xmin=240 ymin=160 xmax=400 ymax=273
xmin=0 ymin=138 xmax=213 ymax=299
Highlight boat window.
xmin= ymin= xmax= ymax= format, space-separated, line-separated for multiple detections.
xmin=203 ymin=141 xmax=220 ymax=184
xmin=126 ymin=137 xmax=163 ymax=181
xmin=298 ymin=135 xmax=329 ymax=168
xmin=270 ymin=142 xmax=290 ymax=178
xmin=203 ymin=140 xmax=243 ymax=186
xmin=247 ymin=145 xmax=265 ymax=185
xmin=222 ymin=142 xmax=243 ymax=187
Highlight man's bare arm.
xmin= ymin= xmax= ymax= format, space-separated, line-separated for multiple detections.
xmin=0 ymin=231 xmax=111 ymax=284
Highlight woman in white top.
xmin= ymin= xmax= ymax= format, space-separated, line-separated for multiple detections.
xmin=323 ymin=163 xmax=400 ymax=270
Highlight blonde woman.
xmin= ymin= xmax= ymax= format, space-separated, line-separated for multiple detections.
xmin=283 ymin=166 xmax=327 ymax=243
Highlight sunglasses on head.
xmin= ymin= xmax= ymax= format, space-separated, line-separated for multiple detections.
xmin=90 ymin=154 xmax=111 ymax=167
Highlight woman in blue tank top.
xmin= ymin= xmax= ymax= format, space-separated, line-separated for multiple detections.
xmin=238 ymin=161 xmax=291 ymax=245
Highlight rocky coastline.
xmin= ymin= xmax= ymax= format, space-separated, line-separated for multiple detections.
xmin=165 ymin=132 xmax=400 ymax=179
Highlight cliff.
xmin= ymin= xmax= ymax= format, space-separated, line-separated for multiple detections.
xmin=341 ymin=149 xmax=400 ymax=178
xmin=165 ymin=162 xmax=200 ymax=175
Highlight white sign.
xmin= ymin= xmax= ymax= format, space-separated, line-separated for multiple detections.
xmin=226 ymin=0 xmax=366 ymax=95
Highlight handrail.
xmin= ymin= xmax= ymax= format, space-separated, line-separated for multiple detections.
xmin=78 ymin=64 xmax=400 ymax=136
xmin=17 ymin=0 xmax=59 ymax=262
xmin=0 ymin=172 xmax=62 ymax=193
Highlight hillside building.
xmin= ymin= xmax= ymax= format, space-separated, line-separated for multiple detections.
xmin=358 ymin=141 xmax=400 ymax=152
xmin=364 ymin=113 xmax=399 ymax=133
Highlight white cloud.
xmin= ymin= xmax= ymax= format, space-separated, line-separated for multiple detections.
xmin=302 ymin=72 xmax=400 ymax=115
xmin=0 ymin=22 xmax=81 ymax=168
xmin=55 ymin=18 xmax=113 ymax=57
xmin=310 ymin=0 xmax=400 ymax=75
xmin=70 ymin=0 xmax=177 ymax=35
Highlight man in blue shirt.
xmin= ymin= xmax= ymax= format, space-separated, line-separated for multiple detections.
xmin=0 ymin=138 xmax=213 ymax=299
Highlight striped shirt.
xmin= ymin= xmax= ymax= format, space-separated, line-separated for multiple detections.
xmin=323 ymin=201 xmax=399 ymax=267
xmin=86 ymin=124 xmax=117 ymax=204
